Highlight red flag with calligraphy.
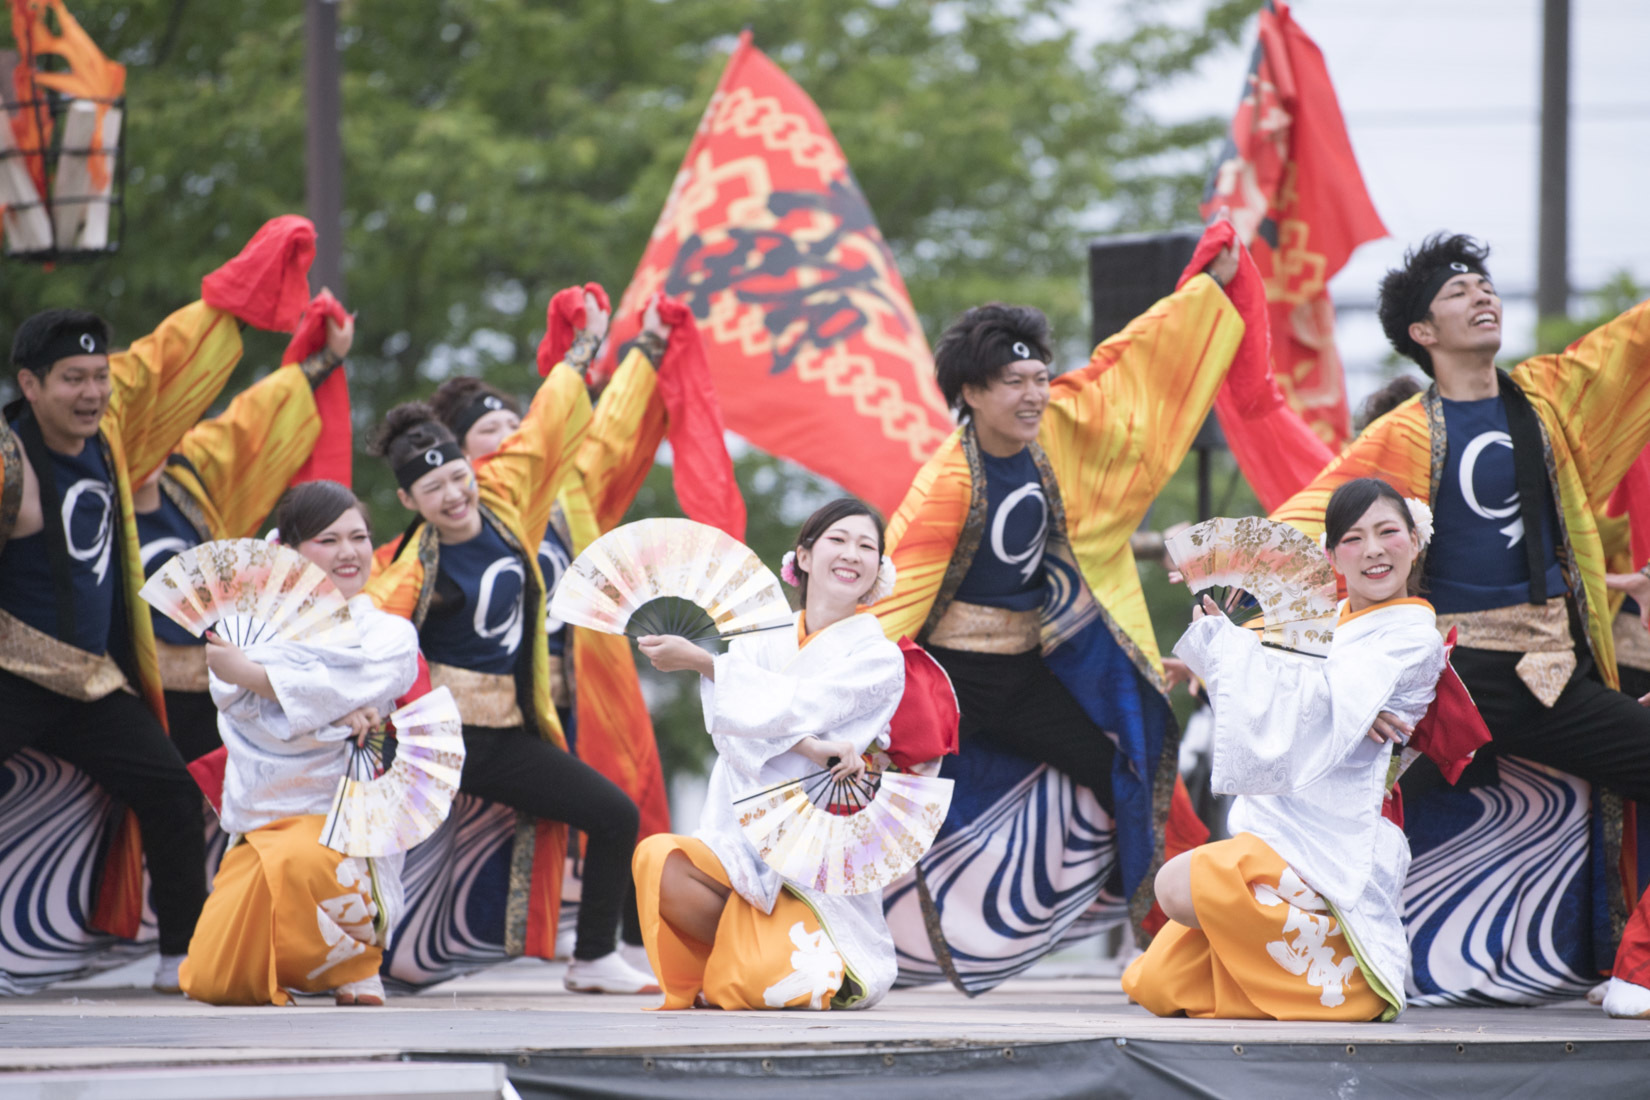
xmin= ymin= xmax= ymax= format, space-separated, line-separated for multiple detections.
xmin=603 ymin=31 xmax=952 ymax=516
xmin=1202 ymin=0 xmax=1384 ymax=449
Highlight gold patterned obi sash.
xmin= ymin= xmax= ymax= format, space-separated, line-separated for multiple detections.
xmin=156 ymin=640 xmax=210 ymax=693
xmin=927 ymin=600 xmax=1041 ymax=656
xmin=1436 ymin=596 xmax=1575 ymax=707
xmin=0 ymin=606 xmax=129 ymax=701
xmin=1614 ymin=608 xmax=1650 ymax=675
xmin=427 ymin=661 xmax=525 ymax=728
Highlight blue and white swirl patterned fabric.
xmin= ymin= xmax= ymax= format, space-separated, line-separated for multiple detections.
xmin=884 ymin=740 xmax=1126 ymax=995
xmin=0 ymin=751 xmax=226 ymax=994
xmin=1403 ymin=756 xmax=1600 ymax=1005
xmin=381 ymin=794 xmax=517 ymax=990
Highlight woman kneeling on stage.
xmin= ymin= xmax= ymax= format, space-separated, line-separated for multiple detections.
xmin=633 ymin=498 xmax=904 ymax=1011
xmin=181 ymin=481 xmax=418 ymax=1007
xmin=1124 ymin=478 xmax=1446 ymax=1021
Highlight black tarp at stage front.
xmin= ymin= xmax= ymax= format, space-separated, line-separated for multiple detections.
xmin=424 ymin=1036 xmax=1650 ymax=1099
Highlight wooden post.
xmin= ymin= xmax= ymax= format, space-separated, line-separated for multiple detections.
xmin=1536 ymin=0 xmax=1569 ymax=320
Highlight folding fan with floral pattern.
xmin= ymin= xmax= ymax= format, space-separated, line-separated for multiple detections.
xmin=1165 ymin=516 xmax=1339 ymax=657
xmin=734 ymin=765 xmax=954 ymax=895
xmin=320 ymin=687 xmax=466 ymax=858
xmin=550 ymin=517 xmax=794 ymax=643
xmin=139 ymin=538 xmax=358 ymax=648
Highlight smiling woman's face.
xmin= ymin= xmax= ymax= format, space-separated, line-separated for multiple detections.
xmin=1330 ymin=497 xmax=1419 ymax=611
xmin=296 ymin=507 xmax=374 ymax=599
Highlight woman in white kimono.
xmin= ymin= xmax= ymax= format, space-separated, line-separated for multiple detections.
xmin=1124 ymin=477 xmax=1446 ymax=1021
xmin=179 ymin=481 xmax=420 ymax=1007
xmin=632 ymin=498 xmax=905 ymax=1010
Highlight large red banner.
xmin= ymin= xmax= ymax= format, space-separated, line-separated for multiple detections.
xmin=605 ymin=31 xmax=952 ymax=516
xmin=1202 ymin=1 xmax=1385 ymax=448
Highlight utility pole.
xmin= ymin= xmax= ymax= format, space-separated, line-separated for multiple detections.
xmin=305 ymin=0 xmax=344 ymax=296
xmin=1536 ymin=0 xmax=1569 ymax=320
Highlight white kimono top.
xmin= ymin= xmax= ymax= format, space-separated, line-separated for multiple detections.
xmin=696 ymin=610 xmax=905 ymax=1010
xmin=1174 ymin=600 xmax=1446 ymax=1012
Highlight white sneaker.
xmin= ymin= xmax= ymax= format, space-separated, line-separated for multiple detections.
xmin=1588 ymin=979 xmax=1611 ymax=1005
xmin=1601 ymin=977 xmax=1650 ymax=1019
xmin=152 ymin=954 xmax=185 ymax=994
xmin=620 ymin=943 xmax=654 ymax=977
xmin=564 ymin=951 xmax=661 ymax=995
xmin=335 ymin=973 xmax=386 ymax=1006
xmin=553 ymin=925 xmax=577 ymax=962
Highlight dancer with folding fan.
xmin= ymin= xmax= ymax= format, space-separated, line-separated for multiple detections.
xmin=1124 ymin=479 xmax=1487 ymax=1020
xmin=626 ymin=499 xmax=917 ymax=1011
xmin=0 ymin=216 xmax=319 ymax=995
xmin=365 ymin=301 xmax=657 ymax=995
xmin=157 ymin=482 xmax=427 ymax=1007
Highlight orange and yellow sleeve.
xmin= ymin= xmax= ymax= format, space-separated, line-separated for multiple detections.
xmin=364 ymin=549 xmax=425 ymax=622
xmin=477 ymin=363 xmax=593 ymax=544
xmin=577 ymin=346 xmax=667 ymax=533
xmin=174 ymin=365 xmax=321 ymax=539
xmin=1040 ymin=275 xmax=1244 ymax=548
xmin=1270 ymin=398 xmax=1434 ymax=540
xmin=104 ymin=302 xmax=244 ymax=484
xmin=1512 ymin=298 xmax=1650 ymax=515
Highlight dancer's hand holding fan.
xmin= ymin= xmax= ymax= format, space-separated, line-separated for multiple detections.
xmin=321 ymin=687 xmax=466 ymax=857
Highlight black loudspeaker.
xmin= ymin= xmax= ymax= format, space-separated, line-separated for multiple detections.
xmin=1088 ymin=229 xmax=1224 ymax=451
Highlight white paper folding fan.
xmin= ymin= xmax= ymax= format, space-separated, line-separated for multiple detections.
xmin=320 ymin=687 xmax=467 ymax=858
xmin=1165 ymin=516 xmax=1339 ymax=657
xmin=550 ymin=517 xmax=793 ymax=642
xmin=139 ymin=538 xmax=358 ymax=648
xmin=734 ymin=767 xmax=954 ymax=895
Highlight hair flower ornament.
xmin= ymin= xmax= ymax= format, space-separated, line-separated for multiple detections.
xmin=1404 ymin=497 xmax=1434 ymax=550
xmin=780 ymin=551 xmax=800 ymax=587
xmin=861 ymin=556 xmax=897 ymax=606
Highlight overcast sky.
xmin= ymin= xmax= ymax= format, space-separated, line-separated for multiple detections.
xmin=1076 ymin=0 xmax=1650 ymax=408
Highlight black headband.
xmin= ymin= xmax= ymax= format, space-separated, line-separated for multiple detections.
xmin=450 ymin=392 xmax=514 ymax=446
xmin=982 ymin=337 xmax=1048 ymax=375
xmin=1406 ymin=258 xmax=1490 ymax=328
xmin=18 ymin=325 xmax=108 ymax=372
xmin=394 ymin=441 xmax=466 ymax=491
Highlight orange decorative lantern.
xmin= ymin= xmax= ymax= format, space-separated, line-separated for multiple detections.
xmin=0 ymin=0 xmax=125 ymax=259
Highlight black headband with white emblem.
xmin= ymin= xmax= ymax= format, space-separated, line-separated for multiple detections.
xmin=450 ymin=392 xmax=515 ymax=446
xmin=19 ymin=324 xmax=108 ymax=372
xmin=394 ymin=441 xmax=466 ymax=491
xmin=1405 ymin=258 xmax=1490 ymax=328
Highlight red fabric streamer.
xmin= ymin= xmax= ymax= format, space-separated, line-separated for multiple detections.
xmin=1177 ymin=220 xmax=1336 ymax=513
xmin=187 ymin=747 xmax=228 ymax=816
xmin=283 ymin=289 xmax=354 ymax=488
xmin=200 ymin=215 xmax=317 ymax=332
xmin=1409 ymin=627 xmax=1494 ymax=785
xmin=885 ymin=637 xmax=960 ymax=770
xmin=1202 ymin=0 xmax=1387 ymax=451
xmin=652 ymin=294 xmax=746 ymax=540
xmin=1607 ymin=448 xmax=1650 ymax=574
xmin=537 ymin=283 xmax=609 ymax=377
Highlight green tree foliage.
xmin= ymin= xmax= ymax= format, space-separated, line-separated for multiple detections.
xmin=2 ymin=0 xmax=1262 ymax=777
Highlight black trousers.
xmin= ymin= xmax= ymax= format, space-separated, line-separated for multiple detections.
xmin=0 ymin=669 xmax=206 ymax=954
xmin=460 ymin=724 xmax=639 ymax=961
xmin=928 ymin=646 xmax=1117 ymax=815
xmin=1448 ymin=647 xmax=1650 ymax=804
xmin=164 ymin=689 xmax=222 ymax=764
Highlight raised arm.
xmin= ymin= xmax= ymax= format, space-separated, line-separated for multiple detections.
xmin=475 ymin=362 xmax=593 ymax=544
xmin=576 ymin=343 xmax=667 ymax=532
xmin=172 ymin=355 xmax=339 ymax=538
xmin=1039 ymin=275 xmax=1244 ymax=538
xmin=1512 ymin=297 xmax=1650 ymax=513
xmin=103 ymin=301 xmax=244 ymax=483
xmin=1270 ymin=397 xmax=1433 ymax=540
